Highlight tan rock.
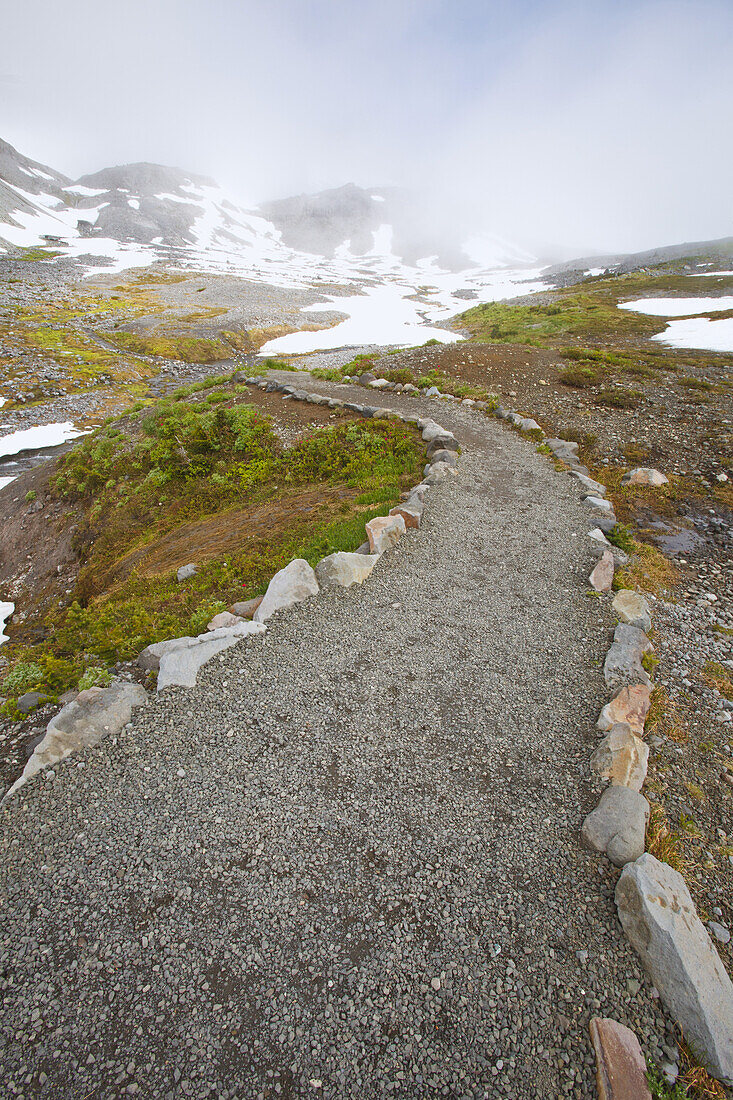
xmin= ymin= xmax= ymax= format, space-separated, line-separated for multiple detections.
xmin=590 ymin=550 xmax=615 ymax=592
xmin=315 ymin=551 xmax=379 ymax=588
xmin=229 ymin=596 xmax=263 ymax=619
xmin=389 ymin=499 xmax=423 ymax=529
xmin=613 ymin=590 xmax=652 ymax=632
xmin=591 ymin=723 xmax=649 ymax=791
xmin=597 ymin=684 xmax=652 ymax=736
xmin=590 ymin=1017 xmax=651 ymax=1100
xmin=365 ymin=513 xmax=406 ymax=555
xmin=207 ymin=611 xmax=244 ymax=631
xmin=622 ymin=467 xmax=668 ymax=487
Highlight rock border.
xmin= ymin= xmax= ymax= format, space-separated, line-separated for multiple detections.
xmin=1 ymin=378 xmax=460 ymax=803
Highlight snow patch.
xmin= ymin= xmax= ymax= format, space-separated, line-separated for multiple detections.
xmin=0 ymin=602 xmax=13 ymax=646
xmin=620 ymin=296 xmax=733 ymax=317
xmin=0 ymin=422 xmax=86 ymax=458
xmin=652 ymin=316 xmax=733 ymax=353
xmin=64 ymin=184 xmax=107 ymax=197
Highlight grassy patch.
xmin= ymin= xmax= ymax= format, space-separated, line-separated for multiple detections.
xmin=646 ymin=803 xmax=690 ymax=876
xmin=613 ymin=538 xmax=678 ymax=596
xmin=15 ymin=246 xmax=62 ymax=262
xmin=0 ymin=392 xmax=423 ymax=709
xmin=701 ymin=661 xmax=733 ymax=699
xmin=646 ymin=686 xmax=688 ymax=744
xmin=310 ymin=356 xmax=498 ymax=404
xmin=99 ymin=330 xmax=231 ymax=363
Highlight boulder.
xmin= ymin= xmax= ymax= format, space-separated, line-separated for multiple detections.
xmin=315 ymin=551 xmax=379 ymax=588
xmin=604 ymin=624 xmax=653 ymax=689
xmin=612 ymin=591 xmax=652 ymax=633
xmin=207 ymin=611 xmax=244 ymax=631
xmin=2 ymin=680 xmax=148 ymax=801
xmin=426 ymin=435 xmax=459 ymax=457
xmin=368 ymin=377 xmax=388 ymax=388
xmin=176 ymin=563 xmax=197 ymax=582
xmin=421 ymin=420 xmax=448 ymax=442
xmin=590 ymin=550 xmax=615 ymax=592
xmin=597 ymin=684 xmax=652 ymax=736
xmin=519 ymin=417 xmax=542 ymax=432
xmin=622 ymin=467 xmax=669 ymax=487
xmin=366 ymin=513 xmax=406 ymax=555
xmin=17 ymin=691 xmax=47 ymax=714
xmin=582 ymin=787 xmax=650 ymax=866
xmin=138 ymin=638 xmax=191 ymax=672
xmin=590 ymin=723 xmax=649 ymax=790
xmin=616 ymin=854 xmax=733 ymax=1084
xmin=389 ymin=497 xmax=424 ymax=529
xmin=157 ymin=622 xmax=265 ymax=690
xmin=427 ymin=448 xmax=458 ymax=468
xmin=584 ymin=495 xmax=615 ymax=515
xmin=573 ymin=473 xmax=607 ymax=497
xmin=253 ymin=559 xmax=319 ymax=623
xmin=590 ymin=1018 xmax=652 ymax=1100
xmin=424 ymin=461 xmax=456 ymax=485
xmin=229 ymin=596 xmax=264 ymax=619
xmin=595 ymin=513 xmax=619 ymax=535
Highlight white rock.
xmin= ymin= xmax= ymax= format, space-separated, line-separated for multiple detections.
xmin=584 ymin=495 xmax=614 ymax=513
xmin=157 ymin=622 xmax=266 ymax=690
xmin=2 ymin=681 xmax=148 ymax=801
xmin=421 ymin=420 xmax=448 ymax=442
xmin=207 ymin=611 xmax=245 ymax=631
xmin=616 ymin=854 xmax=733 ymax=1084
xmin=176 ymin=563 xmax=197 ymax=581
xmin=622 ymin=467 xmax=669 ymax=487
xmin=365 ymin=514 xmax=406 ymax=555
xmin=612 ymin=591 xmax=652 ymax=632
xmin=253 ymin=559 xmax=319 ymax=623
xmin=315 ymin=551 xmax=379 ymax=588
xmin=573 ymin=473 xmax=607 ymax=496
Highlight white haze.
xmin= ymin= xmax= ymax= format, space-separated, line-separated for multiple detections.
xmin=1 ymin=0 xmax=731 ymax=257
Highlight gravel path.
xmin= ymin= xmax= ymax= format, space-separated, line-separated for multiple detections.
xmin=0 ymin=383 xmax=672 ymax=1099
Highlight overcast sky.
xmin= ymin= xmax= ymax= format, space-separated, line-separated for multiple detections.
xmin=1 ymin=0 xmax=731 ymax=254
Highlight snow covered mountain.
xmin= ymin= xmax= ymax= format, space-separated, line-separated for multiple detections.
xmin=0 ymin=137 xmax=535 ymax=285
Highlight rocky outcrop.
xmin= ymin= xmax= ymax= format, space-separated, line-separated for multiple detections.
xmin=616 ymin=854 xmax=733 ymax=1084
xmin=253 ymin=559 xmax=319 ymax=623
xmin=582 ymin=786 xmax=650 ymax=866
xmin=2 ymin=681 xmax=148 ymax=801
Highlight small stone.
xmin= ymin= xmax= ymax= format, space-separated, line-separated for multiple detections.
xmin=228 ymin=596 xmax=264 ymax=619
xmin=207 ymin=612 xmax=244 ymax=631
xmin=590 ymin=1017 xmax=651 ymax=1100
xmin=709 ymin=921 xmax=731 ymax=945
xmin=612 ymin=591 xmax=652 ymax=633
xmin=590 ymin=550 xmax=615 ymax=593
xmin=431 ymin=977 xmax=441 ymax=991
xmin=176 ymin=563 xmax=197 ymax=582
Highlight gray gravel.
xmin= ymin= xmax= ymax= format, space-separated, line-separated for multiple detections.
xmin=0 ymin=384 xmax=673 ymax=1098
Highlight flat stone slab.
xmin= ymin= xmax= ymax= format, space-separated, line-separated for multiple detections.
xmin=157 ymin=622 xmax=266 ymax=691
xmin=582 ymin=786 xmax=650 ymax=866
xmin=597 ymin=684 xmax=652 ymax=736
xmin=253 ymin=559 xmax=319 ymax=623
xmin=616 ymin=853 xmax=733 ymax=1084
xmin=591 ymin=723 xmax=649 ymax=790
xmin=315 ymin=551 xmax=379 ymax=588
xmin=574 ymin=473 xmax=607 ymax=496
xmin=612 ymin=591 xmax=652 ymax=633
xmin=604 ymin=624 xmax=653 ymax=690
xmin=590 ymin=1017 xmax=651 ymax=1100
xmin=584 ymin=495 xmax=614 ymax=514
xmin=3 ymin=681 xmax=148 ymax=801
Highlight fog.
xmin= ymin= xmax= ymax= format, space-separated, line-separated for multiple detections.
xmin=1 ymin=0 xmax=731 ymax=256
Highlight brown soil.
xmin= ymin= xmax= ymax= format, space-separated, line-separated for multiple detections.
xmin=90 ymin=485 xmax=360 ymax=595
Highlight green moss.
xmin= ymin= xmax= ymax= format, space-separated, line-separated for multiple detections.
xmin=16 ymin=246 xmax=62 ymax=262
xmin=100 ymin=330 xmax=230 ymax=363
